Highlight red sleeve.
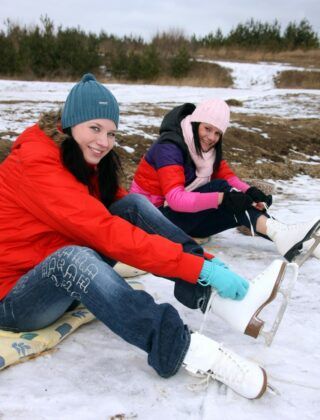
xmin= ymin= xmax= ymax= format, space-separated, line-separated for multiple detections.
xmin=16 ymin=143 xmax=203 ymax=283
xmin=157 ymin=165 xmax=186 ymax=195
xmin=204 ymin=252 xmax=214 ymax=260
xmin=212 ymin=160 xmax=236 ymax=180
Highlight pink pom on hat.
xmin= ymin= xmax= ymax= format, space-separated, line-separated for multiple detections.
xmin=190 ymin=98 xmax=230 ymax=134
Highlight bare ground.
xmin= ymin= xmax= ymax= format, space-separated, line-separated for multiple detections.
xmin=115 ymin=110 xmax=320 ymax=187
xmin=1 ymin=110 xmax=319 ymax=188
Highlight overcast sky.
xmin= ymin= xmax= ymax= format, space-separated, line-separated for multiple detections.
xmin=1 ymin=0 xmax=319 ymax=40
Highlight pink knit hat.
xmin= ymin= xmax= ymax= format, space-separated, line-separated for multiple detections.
xmin=190 ymin=98 xmax=230 ymax=134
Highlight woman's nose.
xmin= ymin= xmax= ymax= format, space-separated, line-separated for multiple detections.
xmin=211 ymin=132 xmax=220 ymax=142
xmin=96 ymin=135 xmax=110 ymax=148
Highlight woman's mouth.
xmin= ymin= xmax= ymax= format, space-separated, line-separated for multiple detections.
xmin=88 ymin=146 xmax=104 ymax=156
xmin=201 ymin=140 xmax=214 ymax=149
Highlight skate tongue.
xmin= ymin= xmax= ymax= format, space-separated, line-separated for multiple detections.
xmin=210 ymin=346 xmax=248 ymax=385
xmin=183 ymin=332 xmax=221 ymax=374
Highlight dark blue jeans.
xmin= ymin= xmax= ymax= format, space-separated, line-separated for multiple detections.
xmin=160 ymin=180 xmax=268 ymax=238
xmin=0 ymin=194 xmax=209 ymax=377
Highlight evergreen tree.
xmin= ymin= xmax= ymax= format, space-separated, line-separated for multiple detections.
xmin=283 ymin=19 xmax=319 ymax=49
xmin=170 ymin=47 xmax=191 ymax=78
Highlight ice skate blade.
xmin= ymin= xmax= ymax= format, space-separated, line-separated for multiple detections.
xmin=293 ymin=229 xmax=320 ymax=267
xmin=259 ymin=263 xmax=298 ymax=346
xmin=244 ymin=262 xmax=287 ymax=339
xmin=284 ymin=220 xmax=320 ymax=263
xmin=267 ymin=382 xmax=281 ymax=396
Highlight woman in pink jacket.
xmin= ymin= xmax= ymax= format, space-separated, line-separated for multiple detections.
xmin=131 ymin=99 xmax=319 ymax=262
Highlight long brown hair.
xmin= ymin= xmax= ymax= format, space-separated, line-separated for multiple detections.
xmin=61 ymin=130 xmax=123 ymax=208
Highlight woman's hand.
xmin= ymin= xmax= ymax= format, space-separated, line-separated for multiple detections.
xmin=246 ymin=187 xmax=272 ymax=208
xmin=198 ymin=260 xmax=249 ymax=300
xmin=219 ymin=191 xmax=254 ymax=215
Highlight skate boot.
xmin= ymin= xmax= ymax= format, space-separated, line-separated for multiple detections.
xmin=113 ymin=262 xmax=146 ymax=278
xmin=207 ymin=259 xmax=298 ymax=346
xmin=183 ymin=332 xmax=267 ymax=399
xmin=266 ymin=217 xmax=320 ymax=263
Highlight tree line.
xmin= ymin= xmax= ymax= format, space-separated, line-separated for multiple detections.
xmin=0 ymin=16 xmax=318 ymax=80
xmin=196 ymin=18 xmax=319 ymax=50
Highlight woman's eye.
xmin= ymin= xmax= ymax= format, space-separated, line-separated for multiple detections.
xmin=108 ymin=132 xmax=116 ymax=138
xmin=91 ymin=126 xmax=99 ymax=132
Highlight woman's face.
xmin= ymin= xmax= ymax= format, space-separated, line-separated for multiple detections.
xmin=198 ymin=123 xmax=222 ymax=152
xmin=71 ymin=119 xmax=117 ymax=165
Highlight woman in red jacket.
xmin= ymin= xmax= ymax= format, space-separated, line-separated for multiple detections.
xmin=131 ymin=99 xmax=319 ymax=262
xmin=0 ymin=74 xmax=288 ymax=399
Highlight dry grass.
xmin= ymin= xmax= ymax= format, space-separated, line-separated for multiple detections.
xmin=2 ymin=48 xmax=319 ymax=88
xmin=0 ymin=139 xmax=12 ymax=161
xmin=1 ymin=113 xmax=319 ymax=186
xmin=196 ymin=47 xmax=320 ymax=67
xmin=186 ymin=61 xmax=233 ymax=87
xmin=105 ymin=49 xmax=320 ymax=88
xmin=106 ymin=61 xmax=233 ymax=88
xmin=0 ymin=73 xmax=78 ymax=83
xmin=106 ymin=113 xmax=320 ymax=186
xmin=274 ymin=70 xmax=320 ymax=89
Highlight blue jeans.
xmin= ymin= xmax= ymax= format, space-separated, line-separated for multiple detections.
xmin=161 ymin=180 xmax=269 ymax=238
xmin=0 ymin=194 xmax=208 ymax=377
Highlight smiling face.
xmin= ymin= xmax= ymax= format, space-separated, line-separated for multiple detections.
xmin=198 ymin=123 xmax=222 ymax=152
xmin=71 ymin=119 xmax=117 ymax=165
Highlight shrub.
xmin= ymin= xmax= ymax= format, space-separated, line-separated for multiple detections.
xmin=274 ymin=70 xmax=320 ymax=89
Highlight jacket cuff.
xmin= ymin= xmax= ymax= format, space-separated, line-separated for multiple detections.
xmin=175 ymin=253 xmax=205 ymax=284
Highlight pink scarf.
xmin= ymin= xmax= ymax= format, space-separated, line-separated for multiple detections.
xmin=181 ymin=115 xmax=216 ymax=192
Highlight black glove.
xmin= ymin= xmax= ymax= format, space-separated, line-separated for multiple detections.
xmin=246 ymin=187 xmax=272 ymax=207
xmin=220 ymin=191 xmax=254 ymax=215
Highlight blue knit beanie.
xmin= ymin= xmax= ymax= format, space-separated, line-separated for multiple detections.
xmin=61 ymin=73 xmax=119 ymax=129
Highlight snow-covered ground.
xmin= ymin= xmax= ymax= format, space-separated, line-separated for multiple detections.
xmin=200 ymin=59 xmax=320 ymax=90
xmin=0 ymin=62 xmax=319 ymax=419
xmin=0 ymin=177 xmax=319 ymax=420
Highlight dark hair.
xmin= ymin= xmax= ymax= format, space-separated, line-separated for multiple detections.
xmin=61 ymin=129 xmax=123 ymax=208
xmin=191 ymin=122 xmax=223 ymax=173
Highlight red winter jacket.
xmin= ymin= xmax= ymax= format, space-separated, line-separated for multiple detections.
xmin=0 ymin=116 xmax=204 ymax=300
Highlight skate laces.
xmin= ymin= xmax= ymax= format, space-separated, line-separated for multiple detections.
xmin=245 ymin=210 xmax=255 ymax=237
xmin=246 ymin=202 xmax=278 ymax=237
xmin=187 ymin=372 xmax=212 ymax=391
xmin=199 ymin=289 xmax=217 ymax=334
xmin=244 ymin=202 xmax=276 ymax=237
xmin=208 ymin=346 xmax=249 ymax=385
xmin=188 ymin=346 xmax=249 ymax=392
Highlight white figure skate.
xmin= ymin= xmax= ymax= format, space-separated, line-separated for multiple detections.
xmin=266 ymin=217 xmax=320 ymax=265
xmin=204 ymin=259 xmax=298 ymax=346
xmin=183 ymin=332 xmax=267 ymax=399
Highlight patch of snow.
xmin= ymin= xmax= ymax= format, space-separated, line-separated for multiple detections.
xmin=122 ymin=145 xmax=135 ymax=153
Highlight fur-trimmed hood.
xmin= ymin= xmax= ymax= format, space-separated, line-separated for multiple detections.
xmin=37 ymin=110 xmax=68 ymax=145
xmin=11 ymin=110 xmax=68 ymax=153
